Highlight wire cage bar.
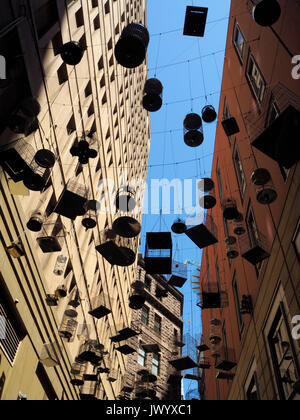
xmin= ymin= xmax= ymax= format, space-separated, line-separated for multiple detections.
xmin=58 ymin=315 xmax=78 ymax=343
xmin=167 ymin=260 xmax=188 ymax=288
xmin=0 ymin=139 xmax=35 ymax=182
xmin=239 ymin=231 xmax=270 ymax=265
xmin=89 ymin=294 xmax=112 ymax=319
xmin=96 ymin=229 xmax=138 ymax=267
xmin=115 ymin=23 xmax=150 ymax=68
xmin=214 ymin=346 xmax=237 ymax=372
xmin=183 ymin=113 xmax=204 ymax=147
xmin=143 ymin=78 xmax=163 ymax=112
xmin=80 ymin=381 xmax=98 ymax=401
xmin=77 ymin=340 xmax=105 ymax=365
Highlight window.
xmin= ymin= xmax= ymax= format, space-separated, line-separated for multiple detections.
xmin=152 ymin=353 xmax=160 ymax=376
xmin=216 ymin=161 xmax=224 ymax=202
xmin=144 ymin=276 xmax=151 ymax=292
xmin=246 ymin=205 xmax=260 ymax=248
xmin=233 ymin=22 xmax=246 ymax=61
xmin=141 ymin=306 xmax=149 ymax=326
xmin=246 ymin=54 xmax=266 ymax=104
xmin=138 ymin=345 xmax=146 ymax=367
xmin=233 ymin=275 xmax=244 ymax=333
xmin=267 ymin=304 xmax=299 ymax=400
xmin=244 ymin=360 xmax=260 ymax=400
xmin=292 ymin=219 xmax=300 ymax=263
xmin=233 ymin=145 xmax=246 ymax=198
xmin=34 ymin=0 xmax=59 ymax=38
xmin=154 ymin=314 xmax=162 ymax=335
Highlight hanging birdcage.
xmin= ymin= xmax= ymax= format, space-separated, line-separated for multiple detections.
xmin=142 ymin=78 xmax=163 ymax=112
xmin=23 ymin=161 xmax=51 ymax=192
xmin=202 ymin=105 xmax=217 ymax=123
xmin=185 ymin=214 xmax=218 ymax=249
xmin=70 ymin=362 xmax=86 ymax=386
xmin=198 ymin=178 xmax=216 ymax=210
xmin=115 ymin=23 xmax=150 ymax=68
xmin=82 ymin=200 xmax=100 ymax=230
xmin=215 ymin=346 xmax=237 ymax=372
xmin=225 ymin=237 xmax=239 ymax=259
xmin=36 ymin=219 xmax=65 ymax=253
xmin=128 ymin=281 xmax=145 ymax=310
xmin=251 ymin=0 xmax=281 ymax=27
xmin=39 ymin=342 xmax=60 ymax=367
xmin=77 ymin=323 xmax=91 ymax=342
xmin=54 ymin=179 xmax=88 ymax=220
xmin=80 ymin=381 xmax=98 ymax=401
xmin=53 ymin=255 xmax=68 ymax=276
xmin=183 ymin=6 xmax=208 ymax=37
xmin=34 ymin=149 xmax=56 ymax=169
xmin=221 ymin=116 xmax=240 ymax=137
xmin=77 ymin=340 xmax=105 ymax=365
xmin=222 ymin=198 xmax=240 ymax=220
xmin=240 ymin=295 xmax=253 ymax=315
xmin=89 ymin=294 xmax=112 ymax=319
xmin=239 ymin=231 xmax=270 ymax=265
xmin=199 ymin=283 xmax=228 ymax=309
xmin=55 ymin=284 xmax=68 ymax=299
xmin=144 ymin=232 xmax=172 ymax=274
xmin=112 ymin=213 xmax=141 ymax=239
xmin=45 ymin=294 xmax=59 ymax=307
xmin=27 ymin=211 xmax=44 ymax=232
xmin=209 ymin=319 xmax=222 ymax=345
xmin=115 ymin=186 xmax=137 ymax=212
xmin=183 ymin=113 xmax=204 ymax=147
xmin=168 ymin=261 xmax=187 ymax=288
xmin=197 ymin=334 xmax=210 ymax=353
xmin=0 ymin=139 xmax=35 ymax=182
xmin=169 ymin=333 xmax=198 ymax=371
xmin=60 ymin=41 xmax=85 ymax=65
xmin=96 ymin=229 xmax=138 ymax=267
xmin=251 ymin=168 xmax=277 ymax=205
xmin=70 ymin=139 xmax=98 ymax=165
xmin=7 ymin=97 xmax=40 ymax=135
xmin=233 ymin=213 xmax=246 ymax=236
xmin=59 ymin=315 xmax=78 ymax=343
xmin=171 ymin=218 xmax=187 ymax=234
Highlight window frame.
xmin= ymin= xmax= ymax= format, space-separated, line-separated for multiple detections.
xmin=141 ymin=305 xmax=150 ymax=326
xmin=233 ymin=143 xmax=247 ymax=200
xmin=232 ymin=274 xmax=244 ymax=334
xmin=137 ymin=345 xmax=146 ymax=367
xmin=154 ymin=314 xmax=162 ymax=335
xmin=233 ymin=21 xmax=246 ymax=62
xmin=152 ymin=352 xmax=160 ymax=376
xmin=246 ymin=53 xmax=267 ymax=105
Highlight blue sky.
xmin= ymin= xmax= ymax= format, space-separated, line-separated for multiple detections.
xmin=140 ymin=0 xmax=231 ymax=397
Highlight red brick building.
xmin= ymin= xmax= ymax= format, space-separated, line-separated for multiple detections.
xmin=198 ymin=0 xmax=300 ymax=400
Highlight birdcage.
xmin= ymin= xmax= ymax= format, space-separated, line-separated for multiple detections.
xmin=7 ymin=97 xmax=40 ymax=135
xmin=0 ymin=139 xmax=35 ymax=182
xmin=128 ymin=281 xmax=146 ymax=310
xmin=108 ymin=369 xmax=118 ymax=383
xmin=26 ymin=211 xmax=44 ymax=232
xmin=60 ymin=41 xmax=85 ymax=65
xmin=34 ymin=149 xmax=56 ymax=169
xmin=209 ymin=319 xmax=222 ymax=345
xmin=70 ymin=362 xmax=85 ymax=386
xmin=112 ymin=213 xmax=141 ymax=239
xmin=252 ymin=105 xmax=300 ymax=169
xmin=77 ymin=323 xmax=91 ymax=342
xmin=145 ymin=232 xmax=172 ymax=274
xmin=233 ymin=213 xmax=246 ymax=236
xmin=199 ymin=283 xmax=228 ymax=310
xmin=115 ymin=23 xmax=150 ymax=68
xmin=183 ymin=113 xmax=204 ymax=147
xmin=183 ymin=6 xmax=208 ymax=37
xmin=23 ymin=161 xmax=51 ymax=192
xmin=168 ymin=261 xmax=187 ymax=288
xmin=196 ymin=334 xmax=210 ymax=353
xmin=82 ymin=200 xmax=99 ymax=230
xmin=171 ymin=218 xmax=187 ymax=234
xmin=135 ymin=380 xmax=157 ymax=400
xmin=239 ymin=231 xmax=270 ymax=265
xmin=202 ymin=105 xmax=217 ymax=123
xmin=251 ymin=168 xmax=277 ymax=205
xmin=121 ymin=373 xmax=135 ymax=394
xmin=110 ymin=321 xmax=141 ymax=343
xmin=240 ymin=295 xmax=253 ymax=315
xmin=222 ymin=198 xmax=240 ymax=220
xmin=95 ymin=229 xmax=137 ymax=267
xmin=59 ymin=315 xmax=78 ymax=342
xmin=214 ymin=346 xmax=237 ymax=372
xmin=36 ymin=219 xmax=65 ymax=253
xmin=169 ymin=334 xmax=198 ymax=371
xmin=221 ymin=116 xmax=240 ymax=136
xmin=142 ymin=78 xmax=163 ymax=112
xmin=77 ymin=340 xmax=105 ymax=365
xmin=225 ymin=236 xmax=239 ymax=259
xmin=45 ymin=294 xmax=59 ymax=307
xmin=80 ymin=381 xmax=98 ymax=400
xmin=185 ymin=214 xmax=218 ymax=249
xmin=116 ymin=338 xmax=137 ymax=356
xmin=115 ymin=186 xmax=137 ymax=212
xmin=54 ymin=179 xmax=88 ymax=220
xmin=249 ymin=0 xmax=281 ymax=27
xmin=53 ymin=255 xmax=68 ymax=276
xmin=54 ymin=284 xmax=67 ymax=299
xmin=39 ymin=342 xmax=60 ymax=367
xmin=70 ymin=139 xmax=98 ymax=165
xmin=198 ymin=178 xmax=216 ymax=210
xmin=89 ymin=294 xmax=112 ymax=319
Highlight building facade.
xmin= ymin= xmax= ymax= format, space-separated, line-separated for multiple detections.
xmin=197 ymin=0 xmax=300 ymax=400
xmin=118 ymin=256 xmax=184 ymax=401
xmin=0 ymin=0 xmax=150 ymax=400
